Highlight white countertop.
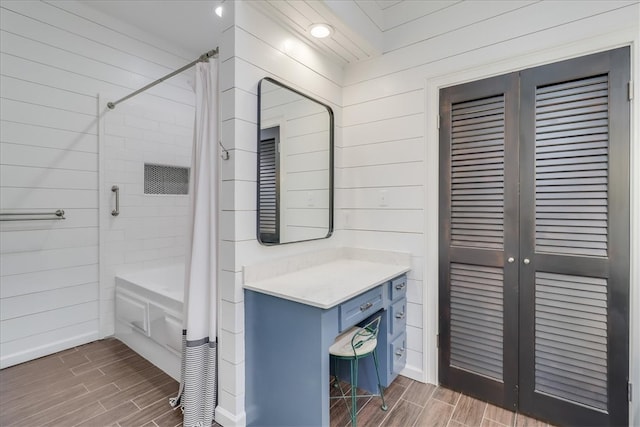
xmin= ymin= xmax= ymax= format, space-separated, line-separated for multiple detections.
xmin=243 ymin=258 xmax=410 ymax=309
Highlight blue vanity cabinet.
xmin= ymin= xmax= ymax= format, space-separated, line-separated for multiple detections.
xmin=385 ymin=275 xmax=407 ymax=385
xmin=244 ymin=272 xmax=408 ymax=427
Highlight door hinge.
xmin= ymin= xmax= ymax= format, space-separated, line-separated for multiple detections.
xmin=436 ymin=333 xmax=440 ymax=348
xmin=629 ymin=382 xmax=633 ymax=402
xmin=629 ymin=81 xmax=634 ymax=101
xmin=437 ymin=115 xmax=441 ymax=129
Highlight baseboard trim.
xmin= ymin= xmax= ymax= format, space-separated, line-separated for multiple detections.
xmin=0 ymin=331 xmax=99 ymax=369
xmin=215 ymin=406 xmax=246 ymax=427
xmin=400 ymin=365 xmax=427 ymax=383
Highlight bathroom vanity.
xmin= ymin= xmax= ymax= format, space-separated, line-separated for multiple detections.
xmin=244 ymin=249 xmax=410 ymax=426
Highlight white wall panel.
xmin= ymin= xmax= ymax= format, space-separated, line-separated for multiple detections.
xmin=343 ymin=113 xmax=423 ymax=146
xmin=340 ymin=161 xmax=422 ymax=188
xmin=343 ymin=209 xmax=422 ymax=233
xmin=0 ymin=121 xmax=97 ymax=153
xmin=0 ymin=265 xmax=98 ymax=299
xmin=1 ymin=246 xmax=98 ymax=277
xmin=216 ymin=4 xmax=345 ymax=423
xmin=0 ymin=32 xmax=190 ymax=107
xmin=0 ymin=7 xmax=191 ymax=91
xmin=0 ymin=320 xmax=99 ymax=368
xmin=1 ymin=188 xmax=97 ymax=210
xmin=336 ymin=186 xmax=423 ymax=209
xmin=343 ymin=89 xmax=424 ymax=126
xmin=0 ymin=143 xmax=97 ymax=171
xmin=0 ymin=228 xmax=98 ymax=254
xmin=339 ymin=137 xmax=424 ymax=168
xmin=1 ymin=1 xmax=192 ymax=67
xmin=0 ymin=165 xmax=97 ymax=190
xmin=0 ymin=0 xmax=196 ymax=369
xmin=0 ymin=283 xmax=97 ymax=321
xmin=341 ymin=229 xmax=424 ymax=256
xmin=0 ymin=98 xmax=97 ymax=134
xmin=0 ymin=76 xmax=96 ymax=114
xmin=0 ymin=301 xmax=98 ymax=343
xmin=383 ymin=1 xmax=538 ymax=53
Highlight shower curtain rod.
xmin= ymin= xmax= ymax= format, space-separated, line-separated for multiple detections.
xmin=107 ymin=47 xmax=219 ymax=110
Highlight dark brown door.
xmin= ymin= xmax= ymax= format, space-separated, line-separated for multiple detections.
xmin=438 ymin=72 xmax=521 ymax=410
xmin=439 ymin=47 xmax=630 ymax=426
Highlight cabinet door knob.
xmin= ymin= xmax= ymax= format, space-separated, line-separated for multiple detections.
xmin=395 ymin=348 xmax=405 ymax=356
xmin=395 ymin=283 xmax=406 ymax=290
xmin=395 ymin=312 xmax=405 ymax=319
xmin=523 ymin=258 xmax=530 ymax=265
xmin=507 ymin=257 xmax=515 ymax=263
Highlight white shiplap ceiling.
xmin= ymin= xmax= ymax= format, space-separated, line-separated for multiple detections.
xmin=82 ymin=0 xmax=448 ymax=66
xmin=252 ymin=1 xmax=382 ymax=65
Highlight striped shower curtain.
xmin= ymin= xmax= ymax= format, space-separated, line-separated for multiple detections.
xmin=170 ymin=59 xmax=218 ymax=427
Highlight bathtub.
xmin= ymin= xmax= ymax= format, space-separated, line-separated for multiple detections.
xmin=115 ymin=264 xmax=184 ymax=381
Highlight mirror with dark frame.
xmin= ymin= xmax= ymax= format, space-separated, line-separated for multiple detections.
xmin=257 ymin=77 xmax=334 ymax=245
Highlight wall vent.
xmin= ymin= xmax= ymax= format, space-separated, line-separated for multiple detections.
xmin=144 ymin=164 xmax=189 ymax=195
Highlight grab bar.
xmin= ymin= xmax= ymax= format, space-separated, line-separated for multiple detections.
xmin=0 ymin=210 xmax=66 ymax=221
xmin=111 ymin=185 xmax=120 ymax=216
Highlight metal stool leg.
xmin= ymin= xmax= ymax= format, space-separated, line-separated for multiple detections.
xmin=350 ymin=358 xmax=359 ymax=427
xmin=372 ymin=350 xmax=388 ymax=411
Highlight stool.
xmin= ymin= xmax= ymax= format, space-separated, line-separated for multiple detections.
xmin=329 ymin=315 xmax=387 ymax=427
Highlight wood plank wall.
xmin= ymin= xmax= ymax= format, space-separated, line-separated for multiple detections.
xmin=215 ymin=2 xmax=345 ymax=424
xmin=0 ymin=0 xmax=196 ymax=369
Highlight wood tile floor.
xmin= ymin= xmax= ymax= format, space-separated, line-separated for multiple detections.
xmin=0 ymin=338 xmax=191 ymax=427
xmin=330 ymin=374 xmax=555 ymax=427
xmin=0 ymin=338 xmax=552 ymax=427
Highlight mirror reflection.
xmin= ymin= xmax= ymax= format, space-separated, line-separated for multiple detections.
xmin=257 ymin=78 xmax=333 ymax=245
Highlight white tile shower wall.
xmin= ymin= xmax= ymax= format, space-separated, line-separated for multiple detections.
xmin=341 ymin=0 xmax=639 ymax=390
xmin=0 ymin=0 xmax=197 ymax=368
xmin=99 ymin=99 xmax=193 ymax=336
xmin=216 ymin=2 xmax=345 ymax=425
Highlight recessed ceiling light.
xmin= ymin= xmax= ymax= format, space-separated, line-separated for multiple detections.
xmin=309 ymin=23 xmax=333 ymax=39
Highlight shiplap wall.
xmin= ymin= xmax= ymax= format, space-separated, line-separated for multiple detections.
xmin=216 ymin=2 xmax=344 ymax=425
xmin=0 ymin=0 xmax=196 ymax=368
xmin=342 ymin=0 xmax=639 ymax=401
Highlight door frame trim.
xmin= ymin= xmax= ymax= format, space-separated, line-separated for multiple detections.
xmin=423 ymin=27 xmax=639 ymax=423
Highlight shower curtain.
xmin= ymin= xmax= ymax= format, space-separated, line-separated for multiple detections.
xmin=170 ymin=59 xmax=218 ymax=427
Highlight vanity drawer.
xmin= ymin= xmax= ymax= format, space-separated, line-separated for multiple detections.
xmin=339 ymin=286 xmax=384 ymax=332
xmin=390 ymin=332 xmax=407 ymax=375
xmin=389 ymin=299 xmax=406 ymax=336
xmin=390 ymin=275 xmax=407 ymax=301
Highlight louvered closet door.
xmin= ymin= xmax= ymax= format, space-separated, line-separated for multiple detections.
xmin=438 ymin=73 xmax=520 ymax=410
xmin=439 ymin=47 xmax=630 ymax=426
xmin=518 ymin=48 xmax=630 ymax=426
